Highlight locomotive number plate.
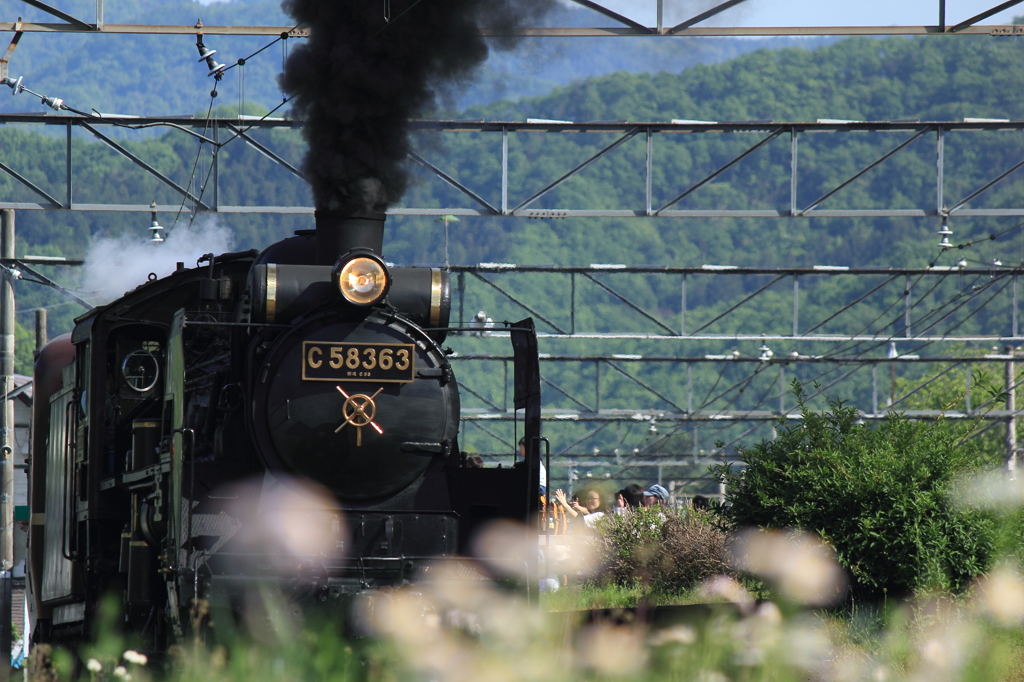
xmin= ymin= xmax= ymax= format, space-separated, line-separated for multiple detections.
xmin=302 ymin=341 xmax=416 ymax=383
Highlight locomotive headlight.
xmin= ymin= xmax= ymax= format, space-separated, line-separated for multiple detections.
xmin=334 ymin=253 xmax=390 ymax=306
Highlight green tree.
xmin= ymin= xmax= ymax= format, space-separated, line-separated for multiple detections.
xmin=715 ymin=381 xmax=997 ymax=600
xmin=891 ymin=349 xmax=1015 ymax=468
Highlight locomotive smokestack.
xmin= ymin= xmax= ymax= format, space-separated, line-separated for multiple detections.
xmin=314 ymin=210 xmax=385 ymax=265
xmin=279 ymin=0 xmax=552 ymax=215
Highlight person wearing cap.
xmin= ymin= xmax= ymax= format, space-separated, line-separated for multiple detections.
xmin=642 ymin=484 xmax=669 ymax=508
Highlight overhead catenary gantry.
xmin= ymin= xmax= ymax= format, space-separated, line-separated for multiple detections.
xmin=444 ymin=262 xmax=1024 ymax=467
xmin=4 ymin=0 xmax=1024 ymax=36
xmin=2 ymin=116 xmax=1024 ymax=221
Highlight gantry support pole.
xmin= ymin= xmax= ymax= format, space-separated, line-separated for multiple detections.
xmin=1008 ymin=347 xmax=1018 ymax=475
xmin=0 ymin=209 xmax=14 ymax=680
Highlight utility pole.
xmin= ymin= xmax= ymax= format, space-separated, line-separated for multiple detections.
xmin=1008 ymin=346 xmax=1017 ymax=475
xmin=0 ymin=210 xmax=13 ymax=680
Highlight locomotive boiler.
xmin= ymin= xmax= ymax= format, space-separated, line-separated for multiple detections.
xmin=27 ymin=211 xmax=542 ymax=649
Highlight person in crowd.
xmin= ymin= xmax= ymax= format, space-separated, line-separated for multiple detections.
xmin=466 ymin=455 xmax=485 ymax=468
xmin=573 ymin=489 xmax=606 ymax=517
xmin=553 ymin=488 xmax=578 ymax=519
xmin=553 ymin=488 xmax=608 ymax=531
xmin=515 ymin=437 xmax=547 ymax=493
xmin=615 ymin=483 xmax=644 ymax=511
xmin=582 ymin=499 xmax=607 ymax=529
xmin=552 ymin=488 xmax=594 ymax=518
xmin=691 ymin=494 xmax=710 ymax=511
xmin=642 ymin=484 xmax=669 ymax=508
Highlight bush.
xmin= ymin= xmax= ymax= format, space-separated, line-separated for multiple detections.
xmin=714 ymin=382 xmax=997 ymax=601
xmin=596 ymin=507 xmax=730 ymax=593
xmin=656 ymin=510 xmax=731 ymax=592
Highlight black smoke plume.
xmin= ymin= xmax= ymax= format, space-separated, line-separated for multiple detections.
xmin=280 ymin=0 xmax=552 ymax=215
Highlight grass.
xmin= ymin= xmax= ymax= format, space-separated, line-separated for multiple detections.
xmin=540 ymin=581 xmax=706 ymax=611
xmin=26 ymin=574 xmax=1024 ymax=682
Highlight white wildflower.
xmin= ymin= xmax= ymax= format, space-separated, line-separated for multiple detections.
xmin=113 ymin=665 xmax=131 ymax=681
xmin=123 ymin=650 xmax=148 ymax=666
xmin=577 ymin=623 xmax=648 ymax=675
xmin=973 ymin=563 xmax=1024 ymax=626
xmin=86 ymin=659 xmax=102 ymax=673
xmin=649 ymin=624 xmax=697 ymax=646
xmin=731 ymin=529 xmax=848 ymax=606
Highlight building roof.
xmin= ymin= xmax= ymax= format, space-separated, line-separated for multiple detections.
xmin=8 ymin=375 xmax=32 ymax=405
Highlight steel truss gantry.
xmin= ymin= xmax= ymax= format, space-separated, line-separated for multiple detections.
xmin=448 ymin=264 xmax=1024 ymax=341
xmin=4 ymin=0 xmax=1024 ymax=36
xmin=2 ymin=116 xmax=1024 ymax=220
xmin=4 ymin=112 xmax=1024 ymax=468
xmin=445 ymin=264 xmax=1024 ymax=463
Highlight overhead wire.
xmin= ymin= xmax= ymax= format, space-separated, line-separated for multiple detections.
xmin=692 ymin=266 xmax=964 ymax=421
xmin=690 ymin=371 xmax=783 ymax=467
xmin=827 ymin=273 xmax=993 ymax=363
xmin=167 ymin=86 xmax=220 ymax=235
xmin=818 ymin=272 xmax=954 ymax=360
xmin=821 ymin=218 xmax=1024 ymax=358
xmin=514 ymin=255 xmax=1020 ymax=468
xmin=762 ymin=268 xmax=995 ymax=419
xmin=505 ymin=202 xmax=1024 ymax=471
xmin=219 ymin=2 xmax=431 ymax=147
xmin=811 ymin=228 xmax=1020 ymax=363
xmin=218 ymin=26 xmax=301 ymax=77
xmin=674 ymin=249 xmax=1024 ymax=464
xmin=592 ymin=271 xmax=993 ymax=468
xmin=797 ymin=274 xmax=1013 ymax=428
xmin=492 ymin=264 xmax=1021 ymax=471
xmin=886 ymin=361 xmax=965 ymax=411
xmin=802 ymin=275 xmax=900 ymax=335
xmin=15 ymin=300 xmax=80 ymax=315
xmin=789 ymin=275 xmax=1009 ymax=410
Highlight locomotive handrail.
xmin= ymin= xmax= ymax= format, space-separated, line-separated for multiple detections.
xmin=181 ymin=321 xmax=292 ymax=329
xmin=172 ymin=427 xmax=195 ymax=573
xmin=420 ymin=325 xmax=534 ymax=332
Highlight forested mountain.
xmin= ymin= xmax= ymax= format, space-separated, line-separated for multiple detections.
xmin=405 ymin=35 xmax=1024 ymax=270
xmin=0 ymin=0 xmax=817 ymax=115
xmin=2 ymin=32 xmax=1023 ymax=469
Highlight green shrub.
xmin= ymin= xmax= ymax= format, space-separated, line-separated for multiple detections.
xmin=596 ymin=507 xmax=730 ymax=593
xmin=715 ymin=381 xmax=997 ymax=600
xmin=598 ymin=507 xmax=664 ymax=587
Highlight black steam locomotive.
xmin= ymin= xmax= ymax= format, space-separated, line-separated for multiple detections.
xmin=27 ymin=212 xmax=542 ymax=648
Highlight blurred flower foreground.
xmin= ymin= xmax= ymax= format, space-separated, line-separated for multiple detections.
xmin=27 ymin=384 xmax=1024 ymax=682
xmin=25 ymin=507 xmax=1024 ymax=682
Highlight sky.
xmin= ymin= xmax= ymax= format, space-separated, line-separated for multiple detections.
xmin=183 ymin=0 xmax=1024 ymax=28
xmin=178 ymin=0 xmax=1024 ymax=29
xmin=566 ymin=0 xmax=1023 ymax=28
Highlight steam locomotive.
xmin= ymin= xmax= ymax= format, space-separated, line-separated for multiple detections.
xmin=27 ymin=211 xmax=542 ymax=649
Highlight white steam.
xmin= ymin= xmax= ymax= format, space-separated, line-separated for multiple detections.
xmin=80 ymin=218 xmax=234 ymax=305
